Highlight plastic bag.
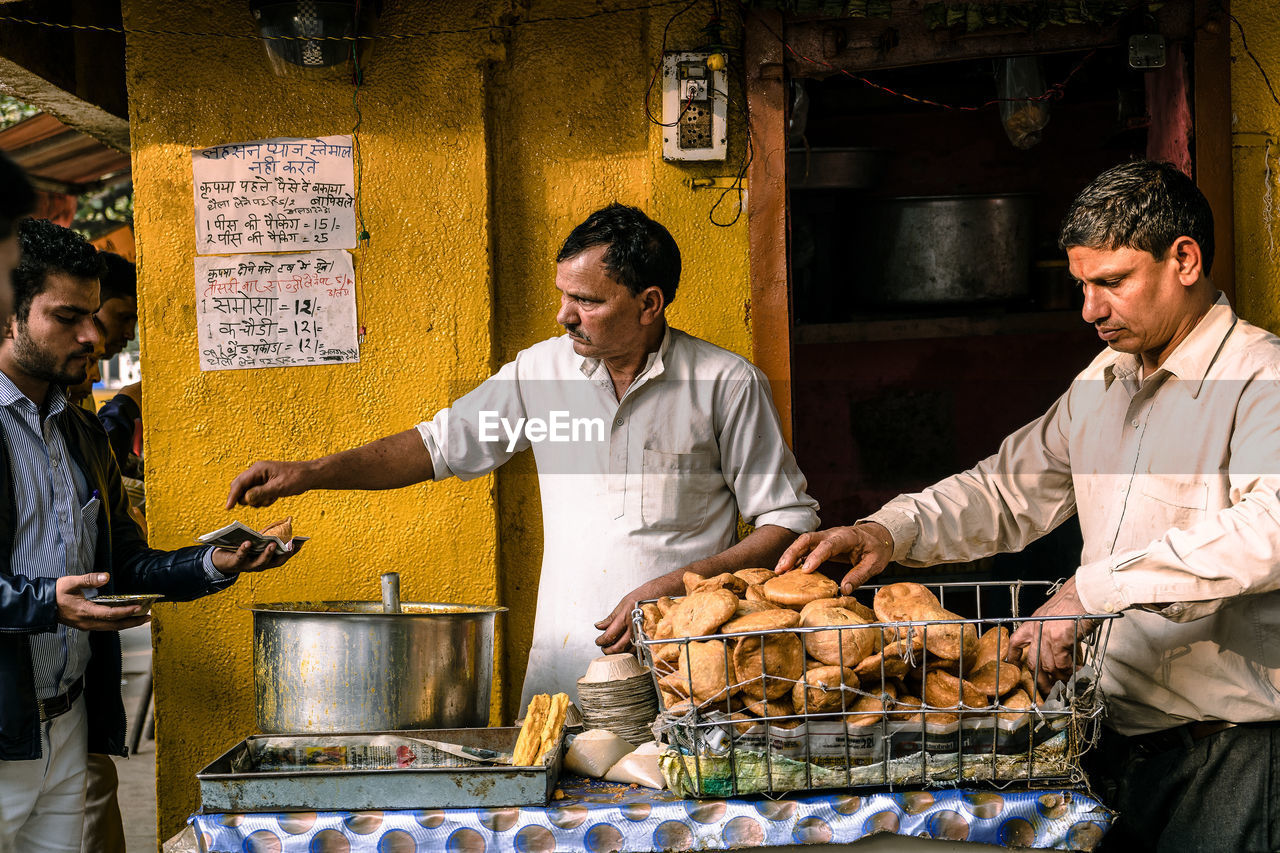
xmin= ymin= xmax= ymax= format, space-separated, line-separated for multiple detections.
xmin=564 ymin=729 xmax=635 ymax=778
xmin=998 ymin=57 xmax=1050 ymax=149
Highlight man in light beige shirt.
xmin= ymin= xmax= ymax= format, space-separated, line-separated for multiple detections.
xmin=776 ymin=161 xmax=1279 ymax=853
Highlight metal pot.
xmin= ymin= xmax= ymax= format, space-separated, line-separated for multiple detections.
xmin=853 ymin=194 xmax=1034 ymax=305
xmin=787 ymin=147 xmax=888 ymax=190
xmin=252 ymin=601 xmax=506 ymax=734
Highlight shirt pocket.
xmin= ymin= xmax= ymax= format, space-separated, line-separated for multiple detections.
xmin=641 ymin=448 xmax=713 ymax=531
xmin=1139 ymin=475 xmax=1208 ymax=527
xmin=78 ymin=495 xmax=101 ymax=572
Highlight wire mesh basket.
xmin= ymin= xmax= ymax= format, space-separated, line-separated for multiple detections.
xmin=632 ymin=579 xmax=1119 ymax=798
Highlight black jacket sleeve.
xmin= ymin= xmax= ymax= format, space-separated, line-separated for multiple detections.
xmin=96 ymin=393 xmax=140 ymax=476
xmin=0 ymin=422 xmax=60 ymax=634
xmin=66 ymin=405 xmax=237 ymax=602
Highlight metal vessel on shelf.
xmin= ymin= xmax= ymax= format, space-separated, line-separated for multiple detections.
xmin=853 ymin=194 xmax=1035 ymax=305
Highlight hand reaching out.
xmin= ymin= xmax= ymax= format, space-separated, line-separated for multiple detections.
xmin=772 ymin=523 xmax=894 ymax=594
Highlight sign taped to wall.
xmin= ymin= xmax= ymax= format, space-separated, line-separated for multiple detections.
xmin=195 ymin=250 xmax=359 ymax=371
xmin=192 ymin=135 xmax=356 ymax=253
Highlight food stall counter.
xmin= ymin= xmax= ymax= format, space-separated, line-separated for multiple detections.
xmin=186 ymin=776 xmax=1112 ymax=852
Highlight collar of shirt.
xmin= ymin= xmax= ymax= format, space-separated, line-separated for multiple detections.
xmin=0 ymin=370 xmax=67 ymax=421
xmin=1102 ymin=292 xmax=1235 ymax=398
xmin=574 ymin=324 xmax=670 ymax=389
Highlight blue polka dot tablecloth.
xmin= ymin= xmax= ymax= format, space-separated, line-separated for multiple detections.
xmin=189 ymin=777 xmax=1112 ymax=852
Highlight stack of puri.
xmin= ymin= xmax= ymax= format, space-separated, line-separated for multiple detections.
xmin=637 ymin=574 xmax=1043 ymax=734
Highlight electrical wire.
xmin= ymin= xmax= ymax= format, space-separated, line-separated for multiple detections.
xmin=350 ymin=0 xmax=369 ymax=344
xmin=755 ymin=15 xmax=1096 ymax=112
xmin=643 ymin=0 xmax=752 ymax=226
xmin=643 ymin=0 xmax=705 ymax=126
xmin=0 ymin=2 xmax=699 ymax=43
xmin=708 ymin=85 xmax=753 ymax=227
xmin=1226 ymin=11 xmax=1280 ymax=110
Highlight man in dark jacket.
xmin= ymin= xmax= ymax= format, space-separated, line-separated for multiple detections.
xmin=0 ymin=219 xmax=299 ymax=851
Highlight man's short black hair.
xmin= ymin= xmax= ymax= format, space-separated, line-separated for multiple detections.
xmin=556 ymin=203 xmax=682 ymax=305
xmin=99 ymin=251 xmax=137 ymax=303
xmin=0 ymin=151 xmax=35 ymax=240
xmin=13 ymin=218 xmax=104 ymax=322
xmin=1059 ymin=159 xmax=1215 ymax=274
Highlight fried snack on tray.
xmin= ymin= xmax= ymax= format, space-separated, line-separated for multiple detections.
xmin=536 ymin=693 xmax=571 ymax=763
xmin=638 ymin=579 xmax=1072 ymax=736
xmin=761 ymin=572 xmax=838 ymax=609
xmin=668 ymin=589 xmax=738 ymax=638
xmin=512 ymin=695 xmax=548 ymax=766
xmin=261 ymin=516 xmax=293 ymax=541
xmin=674 ymin=640 xmax=737 ymax=706
xmin=512 ymin=692 xmax=570 ymax=766
xmin=873 ymin=582 xmax=979 ymax=662
xmin=800 ymin=605 xmax=877 ymax=667
xmin=720 ymin=609 xmax=800 ymax=635
xmin=733 ymin=568 xmax=778 ymax=586
xmin=684 ymin=571 xmax=747 ymax=596
xmin=734 ymin=630 xmax=804 ymax=700
xmin=968 ymin=660 xmax=1022 ymax=699
xmin=974 ymin=625 xmax=1012 ymax=670
xmin=734 ymin=599 xmax=779 ymax=618
xmin=792 ymin=665 xmax=858 ymax=713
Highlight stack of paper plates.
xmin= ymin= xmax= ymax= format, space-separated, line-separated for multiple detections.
xmin=577 ymin=654 xmax=659 ymax=745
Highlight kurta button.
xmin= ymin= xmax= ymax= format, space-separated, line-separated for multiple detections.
xmin=50 ymin=457 xmax=59 ymax=468
xmin=1131 ymin=419 xmax=1139 ymax=428
xmin=614 ymin=417 xmax=624 ymax=427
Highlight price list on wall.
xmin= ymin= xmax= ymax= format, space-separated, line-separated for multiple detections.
xmin=192 ymin=135 xmax=357 ymax=253
xmin=191 ymin=133 xmax=361 ymax=371
xmin=195 ymin=251 xmax=359 ymax=371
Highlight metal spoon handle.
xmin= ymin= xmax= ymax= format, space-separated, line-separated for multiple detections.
xmin=380 ymin=572 xmax=401 ymax=614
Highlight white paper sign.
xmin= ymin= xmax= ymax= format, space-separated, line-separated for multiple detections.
xmin=192 ymin=135 xmax=357 ymax=254
xmin=195 ymin=251 xmax=359 ymax=371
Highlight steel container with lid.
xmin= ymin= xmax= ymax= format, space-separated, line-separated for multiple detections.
xmin=853 ymin=193 xmax=1035 ymax=305
xmin=252 ymin=601 xmax=506 ymax=733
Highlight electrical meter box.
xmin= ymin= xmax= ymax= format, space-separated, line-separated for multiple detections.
xmin=662 ymin=52 xmax=728 ymax=162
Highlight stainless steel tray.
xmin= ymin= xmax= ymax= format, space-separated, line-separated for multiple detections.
xmin=196 ymin=727 xmax=562 ymax=812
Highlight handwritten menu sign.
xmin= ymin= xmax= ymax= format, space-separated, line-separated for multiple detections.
xmin=192 ymin=135 xmax=357 ymax=253
xmin=195 ymin=250 xmax=360 ymax=371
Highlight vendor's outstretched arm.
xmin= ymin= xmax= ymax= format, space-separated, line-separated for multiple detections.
xmin=226 ymin=429 xmax=434 ymax=508
xmin=593 ymin=524 xmax=798 ymax=654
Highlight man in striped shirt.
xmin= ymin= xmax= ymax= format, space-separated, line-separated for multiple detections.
xmin=0 ymin=219 xmax=300 ymax=852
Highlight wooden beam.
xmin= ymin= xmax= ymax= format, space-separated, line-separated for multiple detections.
xmin=0 ymin=54 xmax=129 ymax=153
xmin=1193 ymin=0 xmax=1233 ymax=299
xmin=781 ymin=0 xmax=1193 ymax=77
xmin=745 ymin=9 xmax=795 ymax=445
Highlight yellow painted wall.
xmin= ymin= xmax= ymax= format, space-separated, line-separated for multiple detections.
xmin=122 ymin=0 xmax=749 ymax=838
xmin=1232 ymin=0 xmax=1280 ymax=332
xmin=486 ymin=1 xmax=751 ymax=721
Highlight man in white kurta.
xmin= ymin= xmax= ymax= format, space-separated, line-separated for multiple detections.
xmin=228 ymin=203 xmax=818 ymax=707
xmin=416 ymin=324 xmax=817 ymax=707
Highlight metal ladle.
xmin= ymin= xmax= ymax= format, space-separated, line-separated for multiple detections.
xmin=380 ymin=572 xmax=401 ymax=614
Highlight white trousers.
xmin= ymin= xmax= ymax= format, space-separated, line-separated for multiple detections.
xmin=0 ymin=697 xmax=88 ymax=853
